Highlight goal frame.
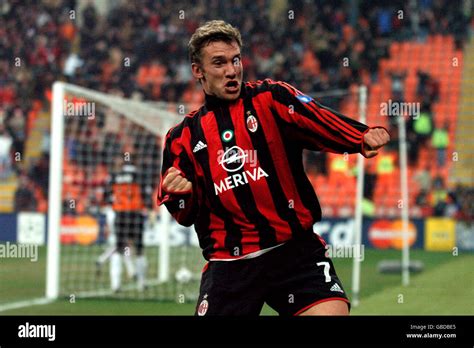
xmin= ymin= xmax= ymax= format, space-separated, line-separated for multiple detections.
xmin=46 ymin=81 xmax=176 ymax=299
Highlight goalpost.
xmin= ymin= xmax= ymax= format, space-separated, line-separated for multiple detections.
xmin=351 ymin=85 xmax=367 ymax=307
xmin=46 ymin=81 xmax=203 ymax=302
xmin=350 ymin=85 xmax=412 ymax=307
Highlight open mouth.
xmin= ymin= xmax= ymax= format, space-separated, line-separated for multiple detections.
xmin=224 ymin=80 xmax=239 ymax=92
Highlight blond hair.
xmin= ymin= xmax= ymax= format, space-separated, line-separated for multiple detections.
xmin=188 ymin=20 xmax=242 ymax=63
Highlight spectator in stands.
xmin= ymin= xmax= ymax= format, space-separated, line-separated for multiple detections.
xmin=75 ymin=130 xmax=97 ymax=168
xmin=0 ymin=123 xmax=13 ymax=179
xmin=5 ymin=107 xmax=26 ymax=172
xmin=417 ymin=71 xmax=440 ymax=111
xmin=414 ymin=165 xmax=432 ymax=193
xmin=455 ymin=187 xmax=474 ymax=221
xmin=2 ymin=0 xmax=471 ymax=216
xmin=417 ymin=70 xmax=430 ymax=97
xmin=431 ymin=121 xmax=449 ymax=167
xmin=415 ymin=189 xmax=432 ymax=217
xmin=387 ymin=70 xmax=407 ymax=132
xmin=388 ymin=70 xmax=407 ymax=103
xmin=444 ymin=191 xmax=459 ymax=218
xmin=62 ymin=192 xmax=77 ymax=216
xmin=430 ymin=176 xmax=448 ymax=216
xmin=406 ymin=116 xmax=419 ymax=165
xmin=101 ymin=132 xmax=123 ymax=168
xmin=376 ymin=6 xmax=394 ymax=37
xmin=414 ymin=106 xmax=434 ymax=143
xmin=407 ymin=105 xmax=433 ymax=165
xmin=29 ymin=153 xmax=49 ymax=198
xmin=14 ymin=174 xmax=37 ymax=212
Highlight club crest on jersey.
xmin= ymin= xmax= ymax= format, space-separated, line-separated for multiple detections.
xmin=296 ymin=95 xmax=312 ymax=103
xmin=246 ymin=112 xmax=258 ymax=133
xmin=198 ymin=295 xmax=209 ymax=316
xmin=221 ymin=130 xmax=234 ymax=142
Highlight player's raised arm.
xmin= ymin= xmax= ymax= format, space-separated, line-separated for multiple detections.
xmin=157 ymin=129 xmax=197 ymax=226
xmin=269 ymin=80 xmax=389 ymax=157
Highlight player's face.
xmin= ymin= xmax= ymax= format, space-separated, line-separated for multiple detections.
xmin=192 ymin=40 xmax=243 ymax=101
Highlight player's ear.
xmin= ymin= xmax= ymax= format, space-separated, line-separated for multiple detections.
xmin=191 ymin=62 xmax=204 ymax=80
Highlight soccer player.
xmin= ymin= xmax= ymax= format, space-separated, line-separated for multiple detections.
xmin=157 ymin=20 xmax=389 ymax=315
xmin=104 ymin=156 xmax=153 ymax=292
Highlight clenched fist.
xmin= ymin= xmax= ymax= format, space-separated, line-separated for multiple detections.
xmin=162 ymin=167 xmax=193 ymax=193
xmin=362 ymin=128 xmax=390 ymax=158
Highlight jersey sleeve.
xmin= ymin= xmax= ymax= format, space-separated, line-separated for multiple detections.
xmin=157 ymin=128 xmax=198 ymax=226
xmin=269 ymin=80 xmax=375 ymax=156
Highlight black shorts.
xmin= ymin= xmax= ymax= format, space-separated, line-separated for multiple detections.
xmin=114 ymin=211 xmax=145 ymax=254
xmin=195 ymin=233 xmax=350 ymax=316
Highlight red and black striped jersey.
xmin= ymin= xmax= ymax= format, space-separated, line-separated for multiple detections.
xmin=158 ymin=79 xmax=375 ymax=260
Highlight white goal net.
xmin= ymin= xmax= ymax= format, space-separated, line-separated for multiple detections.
xmin=46 ymin=82 xmax=204 ymax=303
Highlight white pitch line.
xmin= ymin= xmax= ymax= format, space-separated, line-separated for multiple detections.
xmin=0 ymin=275 xmax=201 ymax=312
xmin=73 ymin=278 xmax=167 ymax=298
xmin=0 ymin=297 xmax=54 ymax=313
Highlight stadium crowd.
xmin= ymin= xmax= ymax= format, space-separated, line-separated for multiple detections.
xmin=0 ymin=0 xmax=472 ymax=219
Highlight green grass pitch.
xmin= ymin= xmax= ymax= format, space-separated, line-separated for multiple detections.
xmin=0 ymin=246 xmax=472 ymax=315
